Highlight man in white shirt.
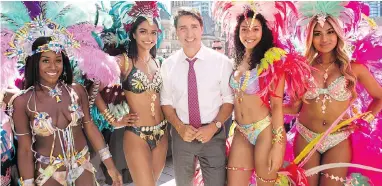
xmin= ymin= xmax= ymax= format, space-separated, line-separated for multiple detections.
xmin=160 ymin=9 xmax=234 ymax=186
xmin=211 ymin=40 xmax=234 ymax=137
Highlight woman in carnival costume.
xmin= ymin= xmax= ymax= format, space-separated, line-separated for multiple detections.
xmin=1 ymin=33 xmax=20 ymax=185
xmin=0 ymin=1 xmax=123 ymax=186
xmin=283 ymin=1 xmax=382 ymax=186
xmin=213 ymin=2 xmax=312 ymax=185
xmin=0 ymin=88 xmax=19 ymax=186
xmin=88 ymin=2 xmax=170 ymax=186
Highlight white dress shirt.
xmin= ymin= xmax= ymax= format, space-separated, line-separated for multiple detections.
xmin=160 ymin=44 xmax=234 ymax=124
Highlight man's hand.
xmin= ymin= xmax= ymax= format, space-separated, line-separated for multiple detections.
xmin=178 ymin=124 xmax=198 ymax=142
xmin=195 ymin=123 xmax=218 ymax=143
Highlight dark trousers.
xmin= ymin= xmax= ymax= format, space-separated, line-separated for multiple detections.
xmin=224 ymin=116 xmax=233 ymax=137
xmin=171 ymin=126 xmax=226 ymax=186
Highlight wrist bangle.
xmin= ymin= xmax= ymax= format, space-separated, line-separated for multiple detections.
xmin=19 ymin=178 xmax=35 ymax=186
xmin=102 ymin=108 xmax=117 ymax=124
xmin=99 ymin=145 xmax=112 ymax=162
xmin=272 ymin=126 xmax=284 ymax=145
xmin=362 ymin=113 xmax=375 ymax=123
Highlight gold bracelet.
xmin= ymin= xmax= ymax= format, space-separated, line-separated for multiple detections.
xmin=108 ymin=117 xmax=116 ymax=123
xmin=105 ymin=114 xmax=113 ymax=120
xmin=82 ymin=120 xmax=92 ymax=124
xmin=272 ymin=126 xmax=284 ymax=145
xmin=103 ymin=112 xmax=112 ymax=118
xmin=102 ymin=109 xmax=116 ymax=122
xmin=362 ymin=113 xmax=375 ymax=123
xmin=102 ymin=108 xmax=110 ymax=115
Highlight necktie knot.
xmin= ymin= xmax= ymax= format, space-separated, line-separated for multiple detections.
xmin=186 ymin=58 xmax=197 ymax=66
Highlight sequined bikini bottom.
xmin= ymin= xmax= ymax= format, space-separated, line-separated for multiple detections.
xmin=235 ymin=115 xmax=271 ymax=145
xmin=125 ymin=120 xmax=167 ymax=150
xmin=296 ymin=120 xmax=354 ymax=154
xmin=35 ymin=146 xmax=97 ymax=186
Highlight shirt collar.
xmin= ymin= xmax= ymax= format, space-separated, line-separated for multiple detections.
xmin=180 ymin=44 xmax=207 ymax=62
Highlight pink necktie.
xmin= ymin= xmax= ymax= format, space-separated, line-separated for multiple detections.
xmin=187 ymin=58 xmax=202 ymax=128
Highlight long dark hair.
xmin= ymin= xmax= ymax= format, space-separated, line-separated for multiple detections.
xmin=127 ymin=16 xmax=158 ymax=61
xmin=233 ymin=10 xmax=274 ymax=70
xmin=24 ymin=37 xmax=73 ymax=89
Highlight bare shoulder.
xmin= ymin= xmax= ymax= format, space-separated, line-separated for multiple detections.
xmin=350 ymin=62 xmax=369 ymax=77
xmin=71 ymin=83 xmax=87 ymax=97
xmin=13 ymin=92 xmax=28 ymax=106
xmin=11 ymin=89 xmax=32 ymax=111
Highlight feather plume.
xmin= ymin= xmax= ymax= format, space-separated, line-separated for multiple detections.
xmin=255 ymin=48 xmax=312 ymax=106
xmin=0 ymin=1 xmax=31 ymax=31
xmin=67 ymin=23 xmax=120 ymax=85
xmin=1 ymin=29 xmax=19 ymax=90
xmin=23 ymin=1 xmax=41 ymax=20
xmin=52 ymin=3 xmax=89 ymax=28
xmin=43 ymin=1 xmax=66 ymax=21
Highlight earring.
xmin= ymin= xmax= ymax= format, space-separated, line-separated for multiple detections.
xmin=61 ymin=72 xmax=67 ymax=81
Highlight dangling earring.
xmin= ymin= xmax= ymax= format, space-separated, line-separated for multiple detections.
xmin=63 ymin=72 xmax=67 ymax=81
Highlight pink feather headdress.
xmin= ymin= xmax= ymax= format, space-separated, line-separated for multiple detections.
xmin=212 ymin=1 xmax=298 ymax=51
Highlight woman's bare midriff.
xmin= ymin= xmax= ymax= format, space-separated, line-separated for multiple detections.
xmin=234 ymin=94 xmax=270 ymax=125
xmin=125 ymin=91 xmax=164 ymax=126
xmin=34 ymin=125 xmax=88 ymax=171
xmin=298 ymin=97 xmax=351 ymax=133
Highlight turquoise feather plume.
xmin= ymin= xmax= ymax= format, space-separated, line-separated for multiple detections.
xmin=41 ymin=2 xmax=89 ymax=28
xmin=52 ymin=5 xmax=89 ymax=27
xmin=157 ymin=2 xmax=170 ymax=16
xmin=92 ymin=31 xmax=104 ymax=49
xmin=43 ymin=1 xmax=64 ymax=20
xmin=300 ymin=1 xmax=345 ymax=18
xmin=0 ymin=1 xmax=31 ymax=31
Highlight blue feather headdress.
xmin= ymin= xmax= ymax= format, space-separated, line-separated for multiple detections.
xmin=93 ymin=1 xmax=170 ymax=52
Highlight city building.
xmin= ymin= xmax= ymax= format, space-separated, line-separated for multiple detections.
xmin=157 ymin=1 xmax=226 ymax=58
xmin=367 ymin=1 xmax=382 ymax=17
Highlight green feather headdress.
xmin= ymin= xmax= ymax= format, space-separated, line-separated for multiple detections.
xmin=299 ymin=1 xmax=347 ymax=27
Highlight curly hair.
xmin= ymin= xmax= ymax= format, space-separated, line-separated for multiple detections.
xmin=233 ymin=10 xmax=274 ymax=70
xmin=305 ymin=16 xmax=357 ymax=98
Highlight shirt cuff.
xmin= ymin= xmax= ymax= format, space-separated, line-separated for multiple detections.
xmin=222 ymin=95 xmax=234 ymax=104
xmin=160 ymin=99 xmax=173 ymax=106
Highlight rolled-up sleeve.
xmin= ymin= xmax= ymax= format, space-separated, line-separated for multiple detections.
xmin=220 ymin=57 xmax=234 ymax=104
xmin=160 ymin=60 xmax=173 ymax=106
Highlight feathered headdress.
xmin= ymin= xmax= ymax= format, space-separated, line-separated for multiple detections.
xmin=212 ymin=1 xmax=298 ymax=49
xmin=93 ymin=1 xmax=169 ymax=52
xmin=296 ymin=1 xmax=369 ymax=41
xmin=0 ymin=1 xmax=120 ymax=86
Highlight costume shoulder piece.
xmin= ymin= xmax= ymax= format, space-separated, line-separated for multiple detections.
xmin=257 ymin=47 xmax=312 ymax=105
